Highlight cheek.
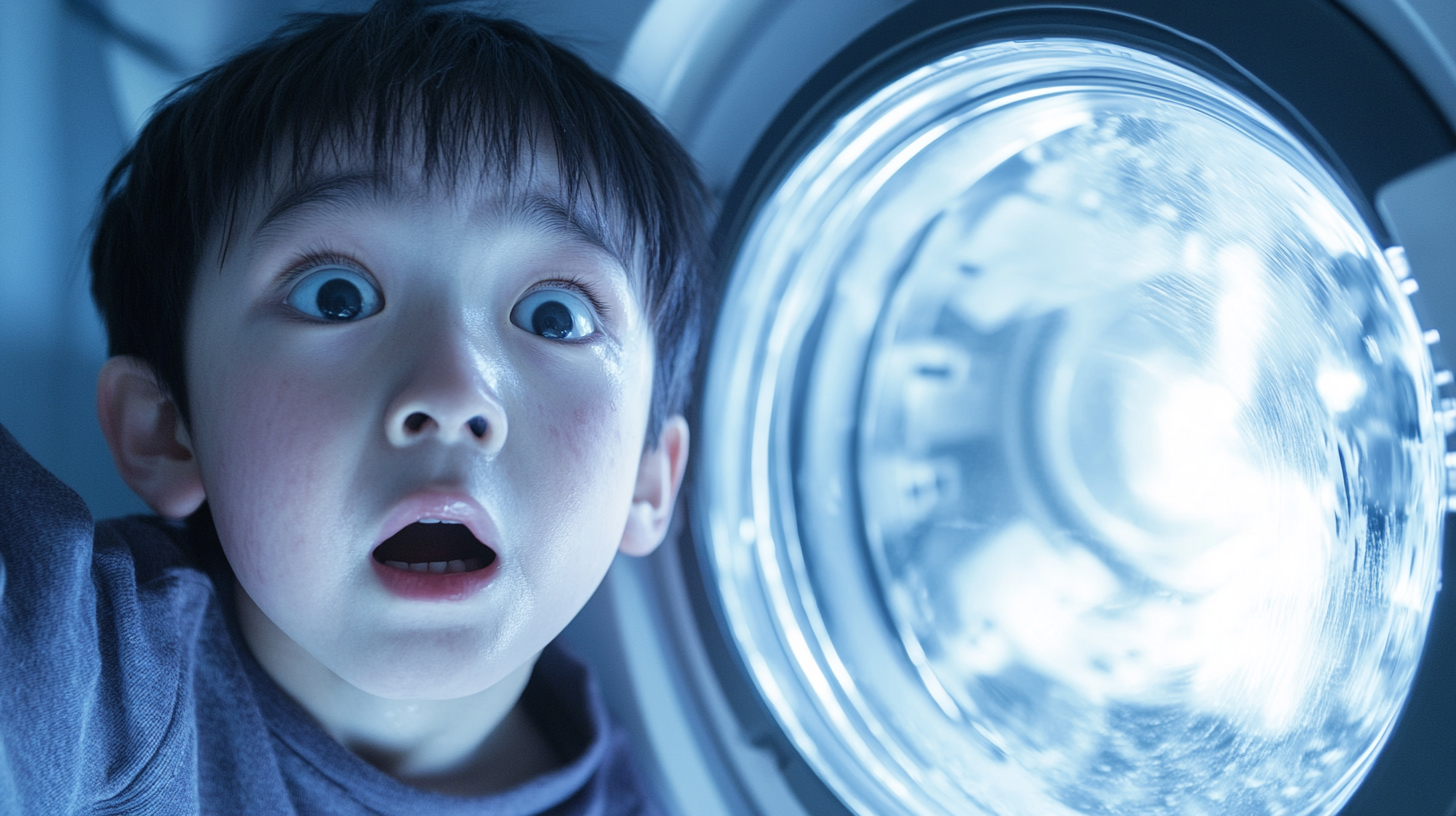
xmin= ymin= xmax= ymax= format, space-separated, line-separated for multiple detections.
xmin=514 ymin=360 xmax=645 ymax=534
xmin=524 ymin=392 xmax=628 ymax=523
xmin=555 ymin=402 xmax=622 ymax=460
xmin=526 ymin=347 xmax=640 ymax=470
xmin=199 ymin=362 xmax=336 ymax=486
xmin=188 ymin=351 xmax=371 ymax=580
xmin=570 ymin=388 xmax=636 ymax=474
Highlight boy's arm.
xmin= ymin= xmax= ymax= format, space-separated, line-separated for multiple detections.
xmin=0 ymin=422 xmax=101 ymax=813
xmin=0 ymin=422 xmax=214 ymax=814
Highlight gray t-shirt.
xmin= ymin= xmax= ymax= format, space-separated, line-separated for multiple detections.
xmin=0 ymin=424 xmax=659 ymax=815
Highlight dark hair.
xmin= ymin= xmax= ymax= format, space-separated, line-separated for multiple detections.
xmin=89 ymin=1 xmax=709 ymax=444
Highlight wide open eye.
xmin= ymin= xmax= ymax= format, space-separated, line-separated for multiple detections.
xmin=510 ymin=288 xmax=597 ymax=340
xmin=286 ymin=266 xmax=383 ymax=321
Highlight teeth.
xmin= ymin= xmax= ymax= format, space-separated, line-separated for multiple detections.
xmin=382 ymin=557 xmax=488 ymax=574
xmin=419 ymin=518 xmax=441 ymax=524
xmin=416 ymin=518 xmax=463 ymax=525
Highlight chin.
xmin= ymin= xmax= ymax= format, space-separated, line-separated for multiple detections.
xmin=337 ymin=638 xmax=526 ymax=701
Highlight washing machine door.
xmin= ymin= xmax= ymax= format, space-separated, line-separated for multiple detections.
xmin=602 ymin=1 xmax=1456 ymax=815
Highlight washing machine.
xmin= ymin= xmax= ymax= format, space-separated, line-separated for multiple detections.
xmin=557 ymin=1 xmax=1456 ymax=815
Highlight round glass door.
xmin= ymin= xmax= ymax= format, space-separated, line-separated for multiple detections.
xmin=698 ymin=38 xmax=1445 ymax=816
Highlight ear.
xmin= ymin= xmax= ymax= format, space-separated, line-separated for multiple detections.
xmin=96 ymin=356 xmax=206 ymax=519
xmin=619 ymin=415 xmax=690 ymax=557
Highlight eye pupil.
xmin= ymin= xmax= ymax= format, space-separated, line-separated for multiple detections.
xmin=316 ymin=277 xmax=363 ymax=320
xmin=532 ymin=300 xmax=574 ymax=339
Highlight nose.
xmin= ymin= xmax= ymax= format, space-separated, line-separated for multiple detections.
xmin=384 ymin=332 xmax=507 ymax=455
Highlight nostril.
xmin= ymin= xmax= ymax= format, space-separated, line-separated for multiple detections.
xmin=404 ymin=412 xmax=430 ymax=433
xmin=467 ymin=416 xmax=488 ymax=438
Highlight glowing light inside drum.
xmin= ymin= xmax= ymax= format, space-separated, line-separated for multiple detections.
xmin=699 ymin=38 xmax=1443 ymax=816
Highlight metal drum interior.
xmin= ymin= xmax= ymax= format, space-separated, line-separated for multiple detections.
xmin=699 ymin=38 xmax=1445 ymax=816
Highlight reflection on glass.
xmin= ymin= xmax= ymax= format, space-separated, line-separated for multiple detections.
xmin=863 ymin=104 xmax=1436 ymax=813
xmin=700 ymin=39 xmax=1443 ymax=816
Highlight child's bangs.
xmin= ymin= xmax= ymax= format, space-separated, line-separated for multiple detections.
xmin=216 ymin=7 xmax=651 ymax=276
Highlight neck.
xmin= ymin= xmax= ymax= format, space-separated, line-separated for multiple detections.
xmin=234 ymin=580 xmax=559 ymax=795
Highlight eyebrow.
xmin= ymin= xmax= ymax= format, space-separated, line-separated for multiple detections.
xmin=248 ymin=173 xmax=632 ymax=272
xmin=251 ymin=172 xmax=386 ymax=240
xmin=507 ymin=190 xmax=631 ymax=271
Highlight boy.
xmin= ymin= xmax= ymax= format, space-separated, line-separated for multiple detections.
xmin=0 ymin=1 xmax=707 ymax=813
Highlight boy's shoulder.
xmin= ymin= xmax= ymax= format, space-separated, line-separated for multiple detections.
xmin=0 ymin=423 xmax=221 ymax=811
xmin=0 ymin=422 xmax=92 ymax=557
xmin=0 ymin=419 xmax=210 ymax=599
xmin=0 ymin=424 xmax=208 ymax=630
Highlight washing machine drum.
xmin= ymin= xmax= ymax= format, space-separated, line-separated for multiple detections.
xmin=694 ymin=4 xmax=1454 ymax=816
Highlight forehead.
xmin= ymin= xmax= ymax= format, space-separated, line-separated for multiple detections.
xmin=221 ymin=143 xmax=641 ymax=277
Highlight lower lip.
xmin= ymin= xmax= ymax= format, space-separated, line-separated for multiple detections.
xmin=370 ymin=558 xmax=499 ymax=601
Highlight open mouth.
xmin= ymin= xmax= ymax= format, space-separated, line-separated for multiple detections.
xmin=372 ymin=520 xmax=497 ymax=574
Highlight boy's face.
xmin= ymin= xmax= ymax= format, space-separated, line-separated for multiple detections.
xmin=183 ymin=153 xmax=658 ymax=699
